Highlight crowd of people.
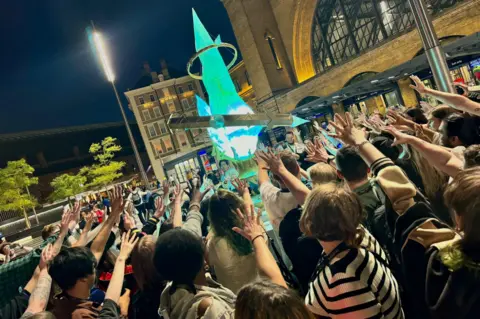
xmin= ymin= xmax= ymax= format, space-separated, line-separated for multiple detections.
xmin=0 ymin=76 xmax=480 ymax=318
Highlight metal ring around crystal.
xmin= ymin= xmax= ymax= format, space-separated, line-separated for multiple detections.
xmin=187 ymin=42 xmax=238 ymax=80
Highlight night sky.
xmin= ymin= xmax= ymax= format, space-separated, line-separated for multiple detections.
xmin=0 ymin=0 xmax=238 ymax=134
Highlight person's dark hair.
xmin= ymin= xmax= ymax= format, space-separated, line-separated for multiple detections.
xmin=208 ymin=190 xmax=252 ymax=256
xmin=200 ymin=198 xmax=210 ymax=237
xmin=464 ymin=144 xmax=480 ymax=169
xmin=29 ymin=312 xmax=56 ymax=319
xmin=372 ymin=136 xmax=401 ymax=161
xmin=431 ymin=105 xmax=456 ymax=120
xmin=335 ymin=146 xmax=368 ymax=182
xmin=405 ymin=107 xmax=428 ymax=124
xmin=153 ymin=228 xmax=204 ymax=285
xmin=443 ymin=113 xmax=480 ymax=147
xmin=300 ymin=183 xmax=364 ymax=246
xmin=235 ymin=281 xmax=314 ymax=319
xmin=159 ymin=221 xmax=174 ymax=234
xmin=443 ymin=168 xmax=480 ymax=262
xmin=49 ymin=247 xmax=97 ymax=291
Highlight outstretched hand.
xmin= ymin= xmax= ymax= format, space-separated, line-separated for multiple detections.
xmin=306 ymin=138 xmax=329 ymax=163
xmin=232 ymin=178 xmax=249 ymax=196
xmin=329 ymin=113 xmax=367 ymax=146
xmin=154 ymin=196 xmax=166 ymax=219
xmin=110 ymin=185 xmax=126 ymax=218
xmin=172 ymin=183 xmax=184 ymax=204
xmin=409 ymin=75 xmax=427 ymax=94
xmin=39 ymin=244 xmax=55 ymax=270
xmin=232 ymin=204 xmax=264 ymax=242
xmin=119 ymin=230 xmax=139 ymax=260
xmin=256 ymin=149 xmax=285 ymax=175
xmin=384 ymin=126 xmax=413 ymax=146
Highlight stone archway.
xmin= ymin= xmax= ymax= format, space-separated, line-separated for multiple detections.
xmin=292 ymin=0 xmax=318 ymax=84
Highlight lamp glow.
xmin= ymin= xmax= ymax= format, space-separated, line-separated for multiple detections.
xmin=93 ymin=32 xmax=115 ymax=82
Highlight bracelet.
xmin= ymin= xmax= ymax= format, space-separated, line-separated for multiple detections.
xmin=354 ymin=140 xmax=369 ymax=151
xmin=251 ymin=234 xmax=264 ymax=244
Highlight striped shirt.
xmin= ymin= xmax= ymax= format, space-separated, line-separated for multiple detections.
xmin=306 ymin=229 xmax=404 ymax=318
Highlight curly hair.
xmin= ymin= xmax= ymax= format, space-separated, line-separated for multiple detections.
xmin=208 ymin=189 xmax=253 ymax=256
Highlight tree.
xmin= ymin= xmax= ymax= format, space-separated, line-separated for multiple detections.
xmin=49 ymin=173 xmax=87 ymax=203
xmin=84 ymin=137 xmax=125 ymax=189
xmin=0 ymin=159 xmax=38 ymax=228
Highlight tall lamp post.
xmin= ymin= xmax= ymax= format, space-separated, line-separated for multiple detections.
xmin=407 ymin=0 xmax=455 ymax=93
xmin=91 ymin=24 xmax=150 ymax=188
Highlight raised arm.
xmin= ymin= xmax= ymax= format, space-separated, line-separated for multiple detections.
xmin=104 ymin=231 xmax=138 ymax=304
xmin=385 ymin=126 xmax=463 ymax=177
xmin=254 ymin=151 xmax=270 ymax=186
xmin=410 ymin=75 xmax=480 ymax=116
xmin=171 ymin=184 xmax=184 ymax=229
xmin=52 ymin=204 xmax=79 ymax=255
xmin=90 ymin=185 xmax=125 ymax=263
xmin=257 ymin=150 xmax=311 ymax=206
xmin=232 ymin=178 xmax=253 ymax=209
xmin=72 ymin=212 xmax=95 ymax=248
xmin=21 ymin=244 xmax=55 ymax=318
xmin=233 ymin=205 xmax=287 ymax=288
xmin=387 ymin=109 xmax=437 ymax=141
xmin=331 ymin=112 xmax=417 ymax=215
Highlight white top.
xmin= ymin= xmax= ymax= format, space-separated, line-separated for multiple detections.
xmin=207 ymin=237 xmax=259 ymax=294
xmin=259 ymin=181 xmax=299 ymax=231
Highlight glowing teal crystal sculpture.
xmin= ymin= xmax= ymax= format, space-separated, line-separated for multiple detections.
xmin=192 ymin=9 xmax=263 ymax=161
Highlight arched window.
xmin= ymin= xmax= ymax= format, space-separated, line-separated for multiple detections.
xmin=311 ymin=0 xmax=465 ymax=74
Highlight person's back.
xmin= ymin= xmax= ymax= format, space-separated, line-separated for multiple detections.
xmin=207 ymin=190 xmax=260 ymax=293
xmin=207 ymin=236 xmax=259 ymax=293
xmin=301 ymin=184 xmax=403 ymax=318
xmin=336 ymin=146 xmax=383 ymax=232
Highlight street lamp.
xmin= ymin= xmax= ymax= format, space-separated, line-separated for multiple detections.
xmin=90 ymin=24 xmax=150 ymax=188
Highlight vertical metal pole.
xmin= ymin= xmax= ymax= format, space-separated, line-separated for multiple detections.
xmin=111 ymin=82 xmax=150 ymax=189
xmin=407 ymin=0 xmax=454 ymax=93
xmin=25 ymin=186 xmax=39 ymax=225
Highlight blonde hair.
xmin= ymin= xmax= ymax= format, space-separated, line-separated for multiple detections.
xmin=300 ymin=184 xmax=364 ymax=246
xmin=409 ymin=146 xmax=447 ymax=200
xmin=308 ymin=163 xmax=338 ymax=186
xmin=444 ymin=168 xmax=480 ymax=260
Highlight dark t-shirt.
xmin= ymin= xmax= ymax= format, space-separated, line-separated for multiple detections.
xmin=0 ymin=293 xmax=29 ymax=319
xmin=50 ymin=294 xmax=102 ymax=319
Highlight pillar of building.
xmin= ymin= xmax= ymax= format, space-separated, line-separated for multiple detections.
xmin=221 ymin=0 xmax=296 ymax=103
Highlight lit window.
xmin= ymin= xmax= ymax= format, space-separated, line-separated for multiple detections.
xmin=167 ymin=100 xmax=176 ymax=113
xmin=163 ymin=136 xmax=174 ymax=151
xmin=178 ymin=132 xmax=188 ymax=147
xmin=139 ymin=96 xmax=145 ymax=104
xmin=188 ymin=83 xmax=194 ymax=91
xmin=153 ymin=107 xmax=162 ymax=118
xmin=149 ymin=94 xmax=155 ymax=102
xmin=181 ymin=99 xmax=189 ymax=109
xmin=178 ymin=86 xmax=184 ymax=94
xmin=143 ymin=110 xmax=151 ymax=121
